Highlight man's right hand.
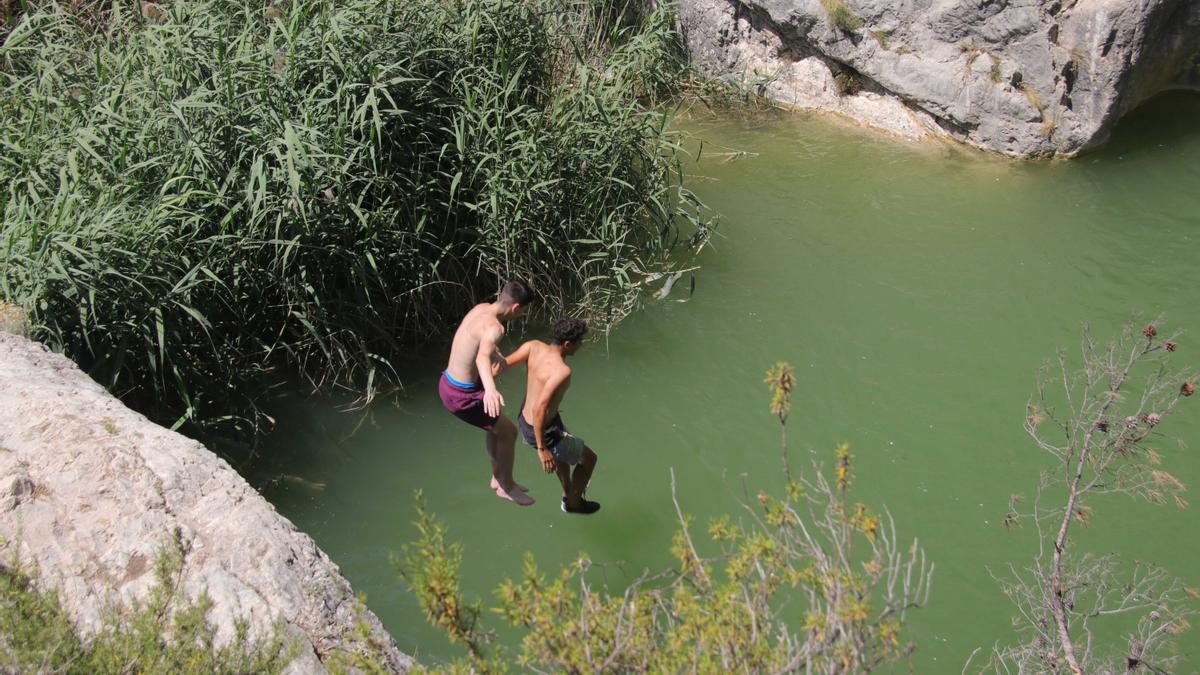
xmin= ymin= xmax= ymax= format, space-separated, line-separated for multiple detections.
xmin=537 ymin=447 xmax=555 ymax=473
xmin=483 ymin=388 xmax=504 ymax=418
xmin=490 ymin=352 xmax=509 ymax=377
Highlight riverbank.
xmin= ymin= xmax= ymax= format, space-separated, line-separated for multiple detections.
xmin=0 ymin=330 xmax=409 ymax=672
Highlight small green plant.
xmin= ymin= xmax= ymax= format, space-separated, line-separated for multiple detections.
xmin=1069 ymin=46 xmax=1091 ymax=69
xmin=765 ymin=361 xmax=795 ymax=479
xmin=1018 ymin=82 xmax=1057 ymax=139
xmin=0 ymin=542 xmax=293 ymax=673
xmin=833 ymin=69 xmax=863 ymax=96
xmin=989 ymin=55 xmax=1003 ymax=83
xmin=820 ymin=0 xmax=863 ymax=33
xmin=960 ymin=41 xmax=984 ymax=69
xmin=1040 ymin=114 xmax=1058 ymax=138
xmin=394 ymin=491 xmax=488 ymax=662
xmin=746 ymin=67 xmax=781 ymax=98
xmin=1 ymin=0 xmax=25 ymax=33
xmin=0 ymin=554 xmax=82 ymax=670
xmin=870 ymin=28 xmax=894 ymax=50
xmin=1021 ymin=84 xmax=1045 ymax=110
xmin=678 ymin=69 xmax=779 ymax=114
xmin=326 ymin=594 xmax=401 ymax=674
xmin=398 ymin=363 xmax=932 ymax=672
xmin=1019 ymin=81 xmax=1049 ymax=120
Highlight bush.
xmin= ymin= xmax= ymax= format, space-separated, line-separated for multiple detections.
xmin=0 ymin=0 xmax=711 ymax=446
xmin=0 ymin=543 xmax=292 ymax=673
xmin=833 ymin=69 xmax=863 ymax=97
xmin=397 ymin=364 xmax=932 ymax=672
xmin=820 ymin=0 xmax=863 ymax=33
xmin=989 ymin=320 xmax=1198 ymax=672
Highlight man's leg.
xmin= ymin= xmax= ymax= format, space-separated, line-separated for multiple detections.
xmin=487 ymin=416 xmax=528 ymax=493
xmin=559 ymin=448 xmax=599 ymax=514
xmin=554 ymin=459 xmax=573 ymax=500
xmin=487 ymin=417 xmax=532 ymax=505
xmin=567 ymin=447 xmax=597 ymax=507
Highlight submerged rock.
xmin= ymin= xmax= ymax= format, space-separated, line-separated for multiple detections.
xmin=0 ymin=332 xmax=410 ymax=673
xmin=679 ymin=0 xmax=1200 ymax=156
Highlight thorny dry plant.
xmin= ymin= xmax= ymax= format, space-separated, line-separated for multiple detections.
xmin=984 ymin=319 xmax=1197 ymax=674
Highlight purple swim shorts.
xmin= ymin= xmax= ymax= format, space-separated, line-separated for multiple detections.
xmin=438 ymin=371 xmax=498 ymax=431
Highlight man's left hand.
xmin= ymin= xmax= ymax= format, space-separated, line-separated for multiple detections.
xmin=537 ymin=448 xmax=555 ymax=473
xmin=483 ymin=388 xmax=504 ymax=418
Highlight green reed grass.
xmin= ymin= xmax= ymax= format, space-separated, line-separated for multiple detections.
xmin=0 ymin=0 xmax=711 ymax=452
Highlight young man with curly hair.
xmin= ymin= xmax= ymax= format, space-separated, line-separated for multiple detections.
xmin=501 ymin=318 xmax=600 ymax=514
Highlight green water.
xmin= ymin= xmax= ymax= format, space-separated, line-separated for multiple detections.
xmin=253 ymin=92 xmax=1200 ymax=670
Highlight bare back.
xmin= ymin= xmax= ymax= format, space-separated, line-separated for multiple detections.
xmin=445 ymin=303 xmax=504 ymax=384
xmin=522 ymin=342 xmax=571 ymax=420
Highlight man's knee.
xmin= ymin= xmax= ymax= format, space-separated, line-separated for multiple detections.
xmin=490 ymin=417 xmax=517 ymax=441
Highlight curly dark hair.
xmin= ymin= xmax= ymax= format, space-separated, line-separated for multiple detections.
xmin=552 ymin=317 xmax=588 ymax=345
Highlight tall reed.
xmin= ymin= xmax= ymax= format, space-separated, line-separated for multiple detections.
xmin=0 ymin=0 xmax=711 ymax=450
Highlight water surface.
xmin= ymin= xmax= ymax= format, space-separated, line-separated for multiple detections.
xmin=254 ymin=92 xmax=1200 ymax=670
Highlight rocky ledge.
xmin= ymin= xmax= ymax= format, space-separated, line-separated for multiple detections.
xmin=0 ymin=332 xmax=410 ymax=673
xmin=679 ymin=0 xmax=1200 ymax=157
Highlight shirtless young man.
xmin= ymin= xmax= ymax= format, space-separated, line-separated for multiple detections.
xmin=503 ymin=318 xmax=600 ymax=514
xmin=438 ymin=281 xmax=536 ymax=506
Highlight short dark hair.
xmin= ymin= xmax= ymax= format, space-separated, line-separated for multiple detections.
xmin=552 ymin=317 xmax=588 ymax=345
xmin=498 ymin=280 xmax=536 ymax=307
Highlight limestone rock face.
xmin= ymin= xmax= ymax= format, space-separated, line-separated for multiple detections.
xmin=678 ymin=0 xmax=1200 ymax=156
xmin=0 ymin=332 xmax=410 ymax=673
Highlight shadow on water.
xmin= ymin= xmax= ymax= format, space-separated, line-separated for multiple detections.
xmin=1088 ymin=90 xmax=1200 ymax=159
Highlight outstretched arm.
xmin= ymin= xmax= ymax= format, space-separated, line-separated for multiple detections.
xmin=476 ymin=326 xmax=505 ymax=418
xmin=492 ymin=340 xmax=534 ymax=377
xmin=494 ymin=340 xmax=535 ymax=376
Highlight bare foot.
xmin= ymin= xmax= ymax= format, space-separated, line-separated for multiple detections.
xmin=491 ymin=477 xmax=528 ymax=493
xmin=494 ymin=484 xmax=535 ymax=506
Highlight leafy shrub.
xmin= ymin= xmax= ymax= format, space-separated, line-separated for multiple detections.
xmin=833 ymin=69 xmax=863 ymax=96
xmin=397 ymin=364 xmax=932 ymax=672
xmin=0 ymin=543 xmax=292 ymax=673
xmin=0 ymin=0 xmax=711 ymax=446
xmin=820 ymin=0 xmax=863 ymax=33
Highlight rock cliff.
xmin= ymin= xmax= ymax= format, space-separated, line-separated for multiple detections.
xmin=0 ymin=331 xmax=410 ymax=673
xmin=679 ymin=0 xmax=1200 ymax=156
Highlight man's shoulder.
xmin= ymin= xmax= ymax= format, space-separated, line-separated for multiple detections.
xmin=464 ymin=302 xmax=497 ymax=319
xmin=465 ymin=307 xmax=503 ymax=336
xmin=524 ymin=339 xmax=552 ymax=354
xmin=528 ymin=344 xmax=566 ymax=370
xmin=525 ymin=341 xmax=547 ymax=365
